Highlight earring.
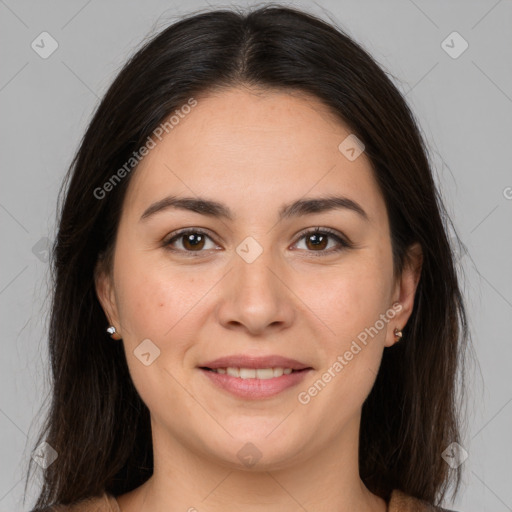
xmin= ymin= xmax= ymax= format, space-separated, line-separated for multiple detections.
xmin=106 ymin=325 xmax=122 ymax=340
xmin=393 ymin=327 xmax=403 ymax=342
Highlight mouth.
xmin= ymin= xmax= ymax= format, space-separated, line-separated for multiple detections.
xmin=200 ymin=366 xmax=309 ymax=379
xmin=197 ymin=355 xmax=313 ymax=399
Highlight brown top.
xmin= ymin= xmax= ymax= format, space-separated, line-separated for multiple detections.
xmin=38 ymin=489 xmax=457 ymax=511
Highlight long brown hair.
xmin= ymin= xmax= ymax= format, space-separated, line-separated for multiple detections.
xmin=26 ymin=4 xmax=469 ymax=509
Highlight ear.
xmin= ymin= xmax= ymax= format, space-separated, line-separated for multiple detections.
xmin=385 ymin=242 xmax=423 ymax=347
xmin=94 ymin=257 xmax=121 ymax=336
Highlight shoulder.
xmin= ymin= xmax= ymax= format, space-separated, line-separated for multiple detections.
xmin=388 ymin=489 xmax=460 ymax=512
xmin=30 ymin=492 xmax=120 ymax=512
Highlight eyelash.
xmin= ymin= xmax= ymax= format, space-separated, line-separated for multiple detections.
xmin=163 ymin=227 xmax=352 ymax=257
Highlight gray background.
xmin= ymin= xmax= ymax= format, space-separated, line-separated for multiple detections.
xmin=1 ymin=0 xmax=511 ymax=510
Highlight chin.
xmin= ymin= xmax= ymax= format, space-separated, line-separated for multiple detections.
xmin=208 ymin=430 xmax=311 ymax=471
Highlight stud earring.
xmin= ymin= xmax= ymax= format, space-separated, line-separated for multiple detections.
xmin=106 ymin=325 xmax=122 ymax=340
xmin=393 ymin=327 xmax=403 ymax=342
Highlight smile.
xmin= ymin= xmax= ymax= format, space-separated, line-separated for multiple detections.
xmin=204 ymin=367 xmax=296 ymax=379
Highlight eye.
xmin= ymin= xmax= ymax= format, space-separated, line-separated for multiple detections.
xmin=163 ymin=228 xmax=219 ymax=254
xmin=163 ymin=227 xmax=352 ymax=256
xmin=292 ymin=227 xmax=351 ymax=255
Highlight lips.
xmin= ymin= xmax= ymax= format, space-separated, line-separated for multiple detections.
xmin=199 ymin=354 xmax=312 ymax=371
xmin=198 ymin=354 xmax=313 ymax=399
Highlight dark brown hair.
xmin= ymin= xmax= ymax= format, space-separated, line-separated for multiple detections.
xmin=26 ymin=4 xmax=469 ymax=509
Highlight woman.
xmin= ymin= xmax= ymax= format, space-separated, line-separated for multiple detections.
xmin=27 ymin=5 xmax=468 ymax=511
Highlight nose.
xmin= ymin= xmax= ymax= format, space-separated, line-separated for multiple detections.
xmin=215 ymin=244 xmax=296 ymax=336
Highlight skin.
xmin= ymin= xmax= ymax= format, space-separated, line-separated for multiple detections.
xmin=96 ymin=85 xmax=422 ymax=512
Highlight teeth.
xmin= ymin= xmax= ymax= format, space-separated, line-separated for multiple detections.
xmin=212 ymin=367 xmax=295 ymax=379
xmin=226 ymin=367 xmax=239 ymax=377
xmin=258 ymin=368 xmax=277 ymax=379
xmin=240 ymin=368 xmax=256 ymax=379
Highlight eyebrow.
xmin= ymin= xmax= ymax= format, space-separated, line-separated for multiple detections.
xmin=139 ymin=194 xmax=369 ymax=223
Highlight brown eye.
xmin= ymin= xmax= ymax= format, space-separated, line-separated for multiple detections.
xmin=294 ymin=228 xmax=351 ymax=255
xmin=164 ymin=229 xmax=218 ymax=253
xmin=181 ymin=232 xmax=206 ymax=251
xmin=304 ymin=232 xmax=329 ymax=251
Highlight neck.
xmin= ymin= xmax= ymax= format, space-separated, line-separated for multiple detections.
xmin=118 ymin=412 xmax=387 ymax=512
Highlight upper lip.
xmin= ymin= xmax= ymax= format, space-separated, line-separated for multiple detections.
xmin=199 ymin=354 xmax=312 ymax=370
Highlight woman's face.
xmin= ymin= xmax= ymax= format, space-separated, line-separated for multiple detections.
xmin=96 ymin=86 xmax=420 ymax=470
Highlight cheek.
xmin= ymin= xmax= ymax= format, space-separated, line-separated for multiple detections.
xmin=113 ymin=249 xmax=193 ymax=343
xmin=304 ymin=249 xmax=394 ymax=406
xmin=112 ymin=257 xmax=198 ymax=409
xmin=297 ymin=263 xmax=393 ymax=423
xmin=116 ymin=273 xmax=169 ymax=337
xmin=310 ymin=257 xmax=393 ymax=343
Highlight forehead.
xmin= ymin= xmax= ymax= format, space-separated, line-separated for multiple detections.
xmin=122 ymin=87 xmax=386 ymax=225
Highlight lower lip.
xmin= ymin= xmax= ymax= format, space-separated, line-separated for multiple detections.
xmin=199 ymin=368 xmax=312 ymax=399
